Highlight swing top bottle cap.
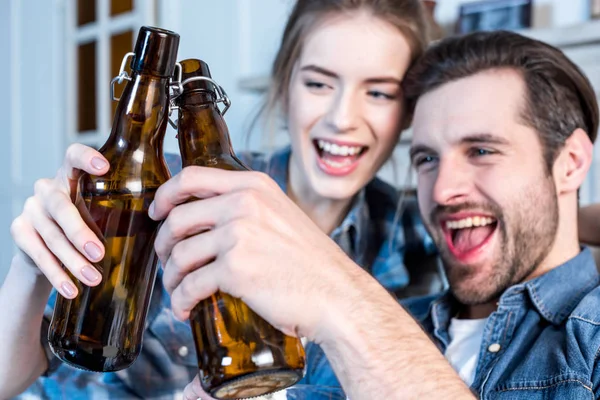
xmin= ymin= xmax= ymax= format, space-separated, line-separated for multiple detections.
xmin=131 ymin=26 xmax=180 ymax=77
xmin=179 ymin=58 xmax=216 ymax=93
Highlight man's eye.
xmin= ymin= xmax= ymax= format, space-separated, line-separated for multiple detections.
xmin=414 ymin=155 xmax=437 ymax=167
xmin=469 ymin=148 xmax=494 ymax=157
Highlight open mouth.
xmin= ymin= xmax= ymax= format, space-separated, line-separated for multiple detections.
xmin=443 ymin=215 xmax=498 ymax=261
xmin=312 ymin=139 xmax=368 ymax=176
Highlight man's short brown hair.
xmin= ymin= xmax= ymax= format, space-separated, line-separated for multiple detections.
xmin=403 ymin=30 xmax=599 ymax=170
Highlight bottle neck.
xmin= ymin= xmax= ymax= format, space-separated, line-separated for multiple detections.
xmin=177 ymin=90 xmax=235 ymax=167
xmin=105 ymin=73 xmax=170 ymax=152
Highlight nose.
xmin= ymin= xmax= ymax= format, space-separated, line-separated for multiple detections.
xmin=432 ymin=155 xmax=472 ymax=206
xmin=325 ymin=89 xmax=359 ymax=133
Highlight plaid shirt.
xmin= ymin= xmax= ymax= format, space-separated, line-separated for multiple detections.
xmin=18 ymin=147 xmax=440 ymax=399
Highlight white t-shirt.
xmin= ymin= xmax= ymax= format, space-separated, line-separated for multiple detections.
xmin=444 ymin=317 xmax=488 ymax=386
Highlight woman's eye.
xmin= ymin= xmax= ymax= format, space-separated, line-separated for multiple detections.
xmin=304 ymin=81 xmax=328 ymax=90
xmin=367 ymin=90 xmax=395 ymax=100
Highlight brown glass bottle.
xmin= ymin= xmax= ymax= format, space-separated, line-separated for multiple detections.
xmin=175 ymin=59 xmax=306 ymax=399
xmin=48 ymin=26 xmax=179 ymax=372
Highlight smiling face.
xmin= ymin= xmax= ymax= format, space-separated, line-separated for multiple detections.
xmin=286 ymin=12 xmax=412 ymax=200
xmin=410 ymin=69 xmax=560 ymax=305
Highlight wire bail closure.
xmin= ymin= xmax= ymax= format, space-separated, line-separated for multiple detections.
xmin=168 ymin=62 xmax=232 ymax=130
xmin=110 ymin=52 xmax=135 ymax=101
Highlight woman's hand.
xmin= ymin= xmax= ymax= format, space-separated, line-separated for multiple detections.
xmin=10 ymin=144 xmax=108 ymax=298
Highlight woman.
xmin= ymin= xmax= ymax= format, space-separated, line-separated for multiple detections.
xmin=1 ymin=0 xmax=438 ymax=398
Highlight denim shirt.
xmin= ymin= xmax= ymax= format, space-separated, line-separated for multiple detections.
xmin=403 ymin=247 xmax=600 ymax=399
xmin=19 ymin=147 xmax=439 ymax=399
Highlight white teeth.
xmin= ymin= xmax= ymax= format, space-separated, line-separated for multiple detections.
xmin=445 ymin=217 xmax=495 ymax=230
xmin=316 ymin=139 xmax=363 ymax=156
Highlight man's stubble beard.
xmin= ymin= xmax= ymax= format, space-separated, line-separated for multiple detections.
xmin=432 ymin=176 xmax=559 ymax=305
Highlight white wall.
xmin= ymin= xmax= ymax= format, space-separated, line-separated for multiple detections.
xmin=157 ymin=0 xmax=293 ymax=155
xmin=1 ymin=0 xmax=65 ymax=283
xmin=0 ymin=1 xmax=13 ymax=283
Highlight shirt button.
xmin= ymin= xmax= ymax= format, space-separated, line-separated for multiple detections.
xmin=488 ymin=343 xmax=501 ymax=353
xmin=178 ymin=346 xmax=189 ymax=357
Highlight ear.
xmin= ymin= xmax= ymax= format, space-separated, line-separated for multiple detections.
xmin=553 ymin=128 xmax=593 ymax=195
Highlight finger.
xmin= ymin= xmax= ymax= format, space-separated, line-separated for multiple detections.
xmin=59 ymin=143 xmax=109 ymax=182
xmin=154 ymin=187 xmax=266 ymax=263
xmin=34 ymin=180 xmax=105 ymax=263
xmin=149 ymin=167 xmax=274 ymax=220
xmin=26 ymin=197 xmax=102 ymax=286
xmin=183 ymin=375 xmax=216 ymax=400
xmin=170 ymin=260 xmax=221 ymax=321
xmin=161 ymin=229 xmax=220 ymax=294
xmin=11 ymin=217 xmax=79 ymax=298
xmin=154 ymin=198 xmax=229 ymax=264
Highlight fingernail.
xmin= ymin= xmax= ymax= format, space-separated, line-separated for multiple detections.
xmin=84 ymin=242 xmax=103 ymax=261
xmin=61 ymin=282 xmax=77 ymax=298
xmin=81 ymin=265 xmax=101 ymax=282
xmin=148 ymin=202 xmax=155 ymax=218
xmin=91 ymin=157 xmax=108 ymax=170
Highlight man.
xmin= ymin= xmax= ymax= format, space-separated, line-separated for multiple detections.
xmin=401 ymin=30 xmax=600 ymax=396
xmin=164 ymin=30 xmax=599 ymax=399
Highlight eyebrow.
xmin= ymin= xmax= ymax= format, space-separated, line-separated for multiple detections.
xmin=460 ymin=133 xmax=510 ymax=146
xmin=300 ymin=64 xmax=402 ymax=85
xmin=409 ymin=133 xmax=510 ymax=162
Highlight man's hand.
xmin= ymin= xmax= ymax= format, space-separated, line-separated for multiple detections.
xmin=150 ymin=166 xmax=473 ymax=400
xmin=150 ymin=166 xmax=357 ymax=341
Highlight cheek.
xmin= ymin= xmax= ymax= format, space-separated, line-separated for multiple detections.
xmin=369 ymin=105 xmax=403 ymax=149
xmin=417 ymin=173 xmax=436 ymax=220
xmin=287 ymin=85 xmax=328 ymax=140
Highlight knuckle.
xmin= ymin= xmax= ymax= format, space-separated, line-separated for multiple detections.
xmin=226 ymin=220 xmax=247 ymax=243
xmin=23 ymin=196 xmax=39 ymax=215
xmin=250 ymin=171 xmax=274 ymax=189
xmin=10 ymin=216 xmax=27 ymax=239
xmin=68 ymin=221 xmax=91 ymax=243
xmin=234 ymin=189 xmax=264 ymax=219
xmin=165 ymin=213 xmax=183 ymax=239
xmin=45 ymin=193 xmax=67 ymax=215
xmin=169 ymin=241 xmax=186 ymax=270
xmin=178 ymin=277 xmax=195 ymax=303
xmin=178 ymin=166 xmax=199 ymax=190
xmin=33 ymin=178 xmax=52 ymax=196
xmin=42 ymin=232 xmax=61 ymax=253
xmin=65 ymin=143 xmax=81 ymax=161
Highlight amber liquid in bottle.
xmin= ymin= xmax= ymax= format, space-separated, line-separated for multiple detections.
xmin=176 ymin=59 xmax=306 ymax=399
xmin=48 ymin=26 xmax=179 ymax=372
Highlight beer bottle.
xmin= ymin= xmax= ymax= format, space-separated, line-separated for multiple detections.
xmin=48 ymin=26 xmax=180 ymax=372
xmin=174 ymin=59 xmax=306 ymax=399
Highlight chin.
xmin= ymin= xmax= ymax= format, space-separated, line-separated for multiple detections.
xmin=449 ymin=272 xmax=506 ymax=305
xmin=308 ymin=167 xmax=370 ymax=200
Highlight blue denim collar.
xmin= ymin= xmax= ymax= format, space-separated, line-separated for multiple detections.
xmin=521 ymin=247 xmax=599 ymax=324
xmin=428 ymin=247 xmax=599 ymax=333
